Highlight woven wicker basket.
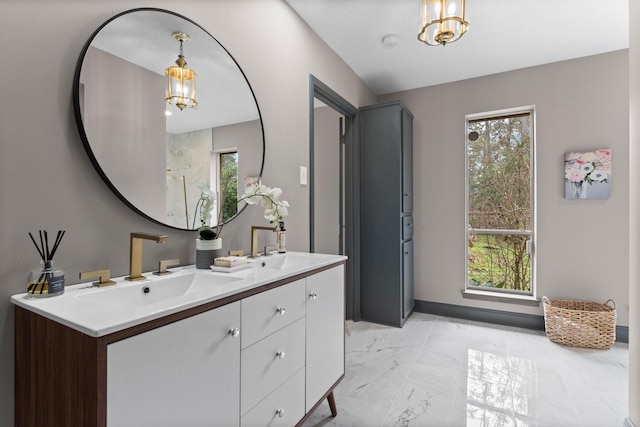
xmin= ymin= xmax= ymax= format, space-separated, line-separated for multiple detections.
xmin=542 ymin=296 xmax=616 ymax=349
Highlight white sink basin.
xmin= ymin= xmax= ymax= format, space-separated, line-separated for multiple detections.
xmin=75 ymin=271 xmax=242 ymax=313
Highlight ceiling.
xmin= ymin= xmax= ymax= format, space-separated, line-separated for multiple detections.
xmin=284 ymin=0 xmax=629 ymax=95
xmin=89 ymin=10 xmax=259 ymax=134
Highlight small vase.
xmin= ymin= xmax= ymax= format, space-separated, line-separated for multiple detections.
xmin=571 ymin=181 xmax=588 ymax=199
xmin=196 ymin=238 xmax=222 ymax=269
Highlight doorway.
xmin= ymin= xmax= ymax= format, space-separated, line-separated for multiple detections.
xmin=309 ymin=75 xmax=360 ymax=320
xmin=313 ymin=105 xmax=345 ymax=255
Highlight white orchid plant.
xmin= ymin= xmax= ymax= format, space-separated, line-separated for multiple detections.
xmin=193 ymin=178 xmax=289 ymax=240
xmin=239 ymin=177 xmax=289 ymax=224
xmin=193 ymin=189 xmax=224 ymax=240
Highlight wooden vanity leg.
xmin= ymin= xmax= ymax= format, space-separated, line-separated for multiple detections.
xmin=327 ymin=391 xmax=338 ymax=417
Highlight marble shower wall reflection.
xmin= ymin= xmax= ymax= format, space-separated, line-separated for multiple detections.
xmin=166 ymin=129 xmax=212 ymax=229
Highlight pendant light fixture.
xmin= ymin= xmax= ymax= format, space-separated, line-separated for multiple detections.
xmin=418 ymin=0 xmax=469 ymax=46
xmin=165 ymin=32 xmax=197 ymax=110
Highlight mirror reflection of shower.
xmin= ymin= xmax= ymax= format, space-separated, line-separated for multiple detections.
xmin=166 ymin=130 xmax=212 ymax=228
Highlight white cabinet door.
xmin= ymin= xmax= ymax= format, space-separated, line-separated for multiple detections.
xmin=305 ymin=265 xmax=345 ymax=411
xmin=107 ymin=301 xmax=241 ymax=427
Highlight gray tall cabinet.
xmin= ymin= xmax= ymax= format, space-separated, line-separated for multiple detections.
xmin=360 ymin=101 xmax=414 ymax=327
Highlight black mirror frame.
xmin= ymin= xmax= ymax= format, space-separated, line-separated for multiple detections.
xmin=72 ymin=7 xmax=265 ymax=231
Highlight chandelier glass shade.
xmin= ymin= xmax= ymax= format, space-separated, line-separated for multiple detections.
xmin=418 ymin=0 xmax=469 ymax=46
xmin=165 ymin=32 xmax=198 ymax=110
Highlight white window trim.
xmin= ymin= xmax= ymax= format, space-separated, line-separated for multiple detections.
xmin=464 ymin=106 xmax=537 ymax=302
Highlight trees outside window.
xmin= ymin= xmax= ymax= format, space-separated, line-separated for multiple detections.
xmin=219 ymin=151 xmax=238 ymax=223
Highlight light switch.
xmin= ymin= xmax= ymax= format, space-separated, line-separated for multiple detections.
xmin=300 ymin=166 xmax=308 ymax=185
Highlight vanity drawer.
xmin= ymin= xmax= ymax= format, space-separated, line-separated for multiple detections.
xmin=241 ymin=279 xmax=306 ymax=349
xmin=241 ymin=368 xmax=305 ymax=427
xmin=241 ymin=317 xmax=305 ymax=415
xmin=403 ymin=216 xmax=413 ymax=240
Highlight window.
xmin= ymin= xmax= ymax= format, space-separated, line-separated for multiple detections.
xmin=466 ymin=108 xmax=535 ymax=296
xmin=215 ymin=151 xmax=238 ymax=224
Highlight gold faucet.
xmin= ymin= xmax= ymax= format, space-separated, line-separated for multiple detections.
xmin=153 ymin=258 xmax=181 ymax=276
xmin=126 ymin=232 xmax=169 ymax=281
xmin=250 ymin=226 xmax=277 ymax=258
xmin=79 ymin=269 xmax=116 ymax=287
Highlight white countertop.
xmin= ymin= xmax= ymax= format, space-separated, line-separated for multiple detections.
xmin=11 ymin=252 xmax=346 ymax=338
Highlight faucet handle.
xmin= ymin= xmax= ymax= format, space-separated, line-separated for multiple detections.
xmin=79 ymin=269 xmax=116 ymax=287
xmin=264 ymin=245 xmax=277 ymax=255
xmin=154 ymin=259 xmax=181 ymax=276
xmin=130 ymin=232 xmax=169 ymax=243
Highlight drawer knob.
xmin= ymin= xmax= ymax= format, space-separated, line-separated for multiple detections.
xmin=276 ymin=350 xmax=286 ymax=359
xmin=309 ymin=292 xmax=318 ymax=300
xmin=228 ymin=328 xmax=240 ymax=338
xmin=276 ymin=408 xmax=285 ymax=418
xmin=276 ymin=307 xmax=286 ymax=315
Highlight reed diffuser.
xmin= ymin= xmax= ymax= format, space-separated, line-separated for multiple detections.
xmin=27 ymin=230 xmax=66 ymax=298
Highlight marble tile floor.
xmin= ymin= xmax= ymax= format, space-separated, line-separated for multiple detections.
xmin=303 ymin=312 xmax=629 ymax=427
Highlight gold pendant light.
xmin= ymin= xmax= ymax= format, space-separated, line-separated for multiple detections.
xmin=418 ymin=0 xmax=469 ymax=46
xmin=165 ymin=32 xmax=198 ymax=110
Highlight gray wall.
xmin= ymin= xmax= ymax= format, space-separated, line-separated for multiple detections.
xmin=82 ymin=46 xmax=167 ymax=221
xmin=628 ymin=0 xmax=639 ymax=422
xmin=0 ymin=1 xmax=376 ymax=423
xmin=380 ymin=50 xmax=630 ymax=326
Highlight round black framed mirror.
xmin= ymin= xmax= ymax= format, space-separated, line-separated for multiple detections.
xmin=73 ymin=8 xmax=265 ymax=230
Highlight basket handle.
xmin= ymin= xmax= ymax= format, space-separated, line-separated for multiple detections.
xmin=542 ymin=296 xmax=549 ymax=304
xmin=605 ymin=299 xmax=616 ymax=309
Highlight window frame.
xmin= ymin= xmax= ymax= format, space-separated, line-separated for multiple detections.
xmin=464 ymin=106 xmax=537 ymax=301
xmin=211 ymin=149 xmax=239 ymax=225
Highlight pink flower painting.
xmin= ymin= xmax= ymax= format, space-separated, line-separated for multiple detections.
xmin=564 ymin=149 xmax=611 ymax=199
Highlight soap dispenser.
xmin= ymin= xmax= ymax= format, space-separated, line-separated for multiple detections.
xmin=277 ymin=221 xmax=286 ymax=253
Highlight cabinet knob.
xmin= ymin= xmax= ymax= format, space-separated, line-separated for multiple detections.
xmin=276 ymin=307 xmax=286 ymax=315
xmin=276 ymin=350 xmax=286 ymax=359
xmin=228 ymin=328 xmax=240 ymax=338
xmin=309 ymin=292 xmax=318 ymax=299
xmin=276 ymin=408 xmax=285 ymax=418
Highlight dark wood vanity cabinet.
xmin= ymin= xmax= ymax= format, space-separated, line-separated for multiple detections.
xmin=360 ymin=101 xmax=414 ymax=327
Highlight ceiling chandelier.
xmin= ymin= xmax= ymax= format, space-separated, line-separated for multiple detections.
xmin=418 ymin=0 xmax=469 ymax=46
xmin=165 ymin=32 xmax=198 ymax=110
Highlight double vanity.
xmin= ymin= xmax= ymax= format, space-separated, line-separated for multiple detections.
xmin=12 ymin=252 xmax=346 ymax=427
xmin=11 ymin=7 xmax=349 ymax=426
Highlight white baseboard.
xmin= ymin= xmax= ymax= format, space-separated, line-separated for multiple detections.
xmin=625 ymin=417 xmax=636 ymax=427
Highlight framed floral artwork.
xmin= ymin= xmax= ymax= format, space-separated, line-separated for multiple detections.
xmin=564 ymin=149 xmax=611 ymax=199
